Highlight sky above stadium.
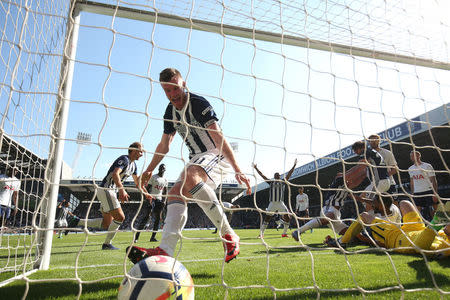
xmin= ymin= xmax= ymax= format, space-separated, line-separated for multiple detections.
xmin=59 ymin=1 xmax=450 ymax=185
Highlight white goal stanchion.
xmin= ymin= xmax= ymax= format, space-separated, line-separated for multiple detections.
xmin=0 ymin=0 xmax=449 ymax=298
xmin=1 ymin=0 xmax=72 ymax=285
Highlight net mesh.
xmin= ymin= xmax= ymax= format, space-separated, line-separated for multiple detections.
xmin=0 ymin=0 xmax=69 ymax=281
xmin=0 ymin=0 xmax=449 ymax=298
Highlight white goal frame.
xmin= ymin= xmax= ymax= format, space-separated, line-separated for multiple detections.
xmin=36 ymin=0 xmax=450 ymax=271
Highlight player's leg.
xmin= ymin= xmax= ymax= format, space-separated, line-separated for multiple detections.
xmin=149 ymin=182 xmax=188 ymax=256
xmin=77 ymin=188 xmax=115 ymax=229
xmin=150 ymin=201 xmax=164 ymax=241
xmin=100 ymin=209 xmax=121 ymax=250
xmin=134 ymin=201 xmax=152 ymax=242
xmin=128 ymin=170 xmax=190 ymax=263
xmin=0 ymin=205 xmax=11 ymax=229
xmin=260 ymin=204 xmax=274 ymax=237
xmin=279 ymin=204 xmax=291 ymax=237
xmin=339 ymin=213 xmax=373 ymax=244
xmin=186 ymin=166 xmax=240 ymax=262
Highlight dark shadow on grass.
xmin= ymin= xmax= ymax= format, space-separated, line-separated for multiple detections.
xmin=407 ymin=259 xmax=450 ymax=288
xmin=254 ymin=244 xmax=332 ymax=255
xmin=190 ymin=272 xmax=216 ymax=279
xmin=247 ymin=281 xmax=448 ymax=300
xmin=1 ymin=279 xmax=120 ymax=300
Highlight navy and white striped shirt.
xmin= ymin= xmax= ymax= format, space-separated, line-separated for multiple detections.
xmin=325 ymin=177 xmax=349 ymax=208
xmin=164 ymin=93 xmax=218 ymax=159
xmin=269 ymin=181 xmax=286 ymax=202
xmin=100 ymin=155 xmax=137 ymax=189
xmin=359 ymin=148 xmax=389 ymax=184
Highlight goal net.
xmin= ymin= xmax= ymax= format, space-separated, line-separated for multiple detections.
xmin=0 ymin=0 xmax=449 ymax=298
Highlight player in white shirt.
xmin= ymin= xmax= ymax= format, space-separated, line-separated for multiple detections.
xmin=408 ymin=150 xmax=438 ymax=221
xmin=128 ymin=68 xmax=251 ymax=265
xmin=0 ymin=166 xmax=20 ymax=228
xmin=253 ymin=160 xmax=297 ymax=238
xmin=295 ymin=187 xmax=311 ymax=231
xmin=135 ymin=164 xmax=169 ymax=242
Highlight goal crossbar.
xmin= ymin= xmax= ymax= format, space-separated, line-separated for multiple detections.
xmin=76 ymin=0 xmax=450 ymax=71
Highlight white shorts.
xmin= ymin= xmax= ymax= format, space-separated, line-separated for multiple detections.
xmin=180 ymin=149 xmax=233 ymax=190
xmin=364 ymin=179 xmax=390 ymax=199
xmin=97 ymin=188 xmax=121 ymax=213
xmin=321 ymin=205 xmax=347 ymax=233
xmin=266 ymin=201 xmax=289 ymax=214
xmin=321 ymin=205 xmax=341 ymax=220
xmin=55 ymin=219 xmax=68 ymax=228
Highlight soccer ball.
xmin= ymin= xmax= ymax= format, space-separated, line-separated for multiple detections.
xmin=118 ymin=255 xmax=194 ymax=300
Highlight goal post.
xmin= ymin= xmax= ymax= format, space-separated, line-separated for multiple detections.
xmin=0 ymin=0 xmax=449 ymax=297
xmin=36 ymin=3 xmax=81 ymax=271
xmin=76 ymin=0 xmax=450 ymax=71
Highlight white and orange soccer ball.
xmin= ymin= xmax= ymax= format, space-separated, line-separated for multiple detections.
xmin=118 ymin=255 xmax=194 ymax=300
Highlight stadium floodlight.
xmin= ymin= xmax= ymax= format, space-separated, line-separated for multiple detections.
xmin=76 ymin=132 xmax=92 ymax=145
xmin=72 ymin=131 xmax=92 ymax=171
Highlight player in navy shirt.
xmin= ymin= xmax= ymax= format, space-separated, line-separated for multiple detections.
xmin=127 ymin=68 xmax=251 ymax=264
xmin=351 ymin=141 xmax=390 ymax=207
xmin=71 ymin=142 xmax=149 ymax=250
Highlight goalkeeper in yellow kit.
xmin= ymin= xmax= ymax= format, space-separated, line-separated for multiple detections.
xmin=325 ymin=196 xmax=449 ymax=258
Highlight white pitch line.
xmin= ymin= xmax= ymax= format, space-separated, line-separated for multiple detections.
xmin=52 ymin=251 xmax=335 ymax=270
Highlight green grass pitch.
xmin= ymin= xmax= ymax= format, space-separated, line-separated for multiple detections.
xmin=1 ymin=228 xmax=449 ymax=299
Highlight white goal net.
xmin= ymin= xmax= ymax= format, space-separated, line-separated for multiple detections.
xmin=0 ymin=0 xmax=449 ymax=298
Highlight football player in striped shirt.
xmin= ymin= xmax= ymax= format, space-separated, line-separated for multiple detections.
xmin=127 ymin=68 xmax=251 ymax=264
xmin=71 ymin=142 xmax=148 ymax=250
xmin=253 ymin=160 xmax=297 ymax=238
xmin=292 ymin=173 xmax=354 ymax=241
xmin=351 ymin=140 xmax=390 ymax=202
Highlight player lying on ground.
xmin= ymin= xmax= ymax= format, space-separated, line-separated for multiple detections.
xmin=325 ymin=198 xmax=450 ymax=258
xmin=127 ymin=68 xmax=251 ymax=265
xmin=292 ymin=164 xmax=366 ymax=241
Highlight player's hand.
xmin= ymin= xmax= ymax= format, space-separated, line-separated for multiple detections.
xmin=432 ymin=195 xmax=438 ymax=204
xmin=236 ymin=173 xmax=251 ymax=195
xmin=144 ymin=193 xmax=154 ymax=203
xmin=140 ymin=171 xmax=153 ymax=186
xmin=119 ymin=189 xmax=130 ymax=204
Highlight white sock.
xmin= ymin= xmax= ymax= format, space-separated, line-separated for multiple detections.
xmin=298 ymin=218 xmax=321 ymax=234
xmin=159 ymin=201 xmax=187 ymax=257
xmin=80 ymin=218 xmax=103 ymax=229
xmin=104 ymin=220 xmax=122 ymax=244
xmin=190 ymin=182 xmax=235 ymax=236
xmin=328 ymin=220 xmax=348 ymax=235
xmin=260 ymin=222 xmax=268 ymax=234
xmin=282 ymin=220 xmax=289 ymax=234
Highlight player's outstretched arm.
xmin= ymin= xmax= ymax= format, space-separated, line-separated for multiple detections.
xmin=141 ymin=132 xmax=174 ymax=186
xmin=207 ymin=122 xmax=251 ymax=194
xmin=285 ymin=158 xmax=298 ymax=180
xmin=252 ymin=163 xmax=269 ymax=182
